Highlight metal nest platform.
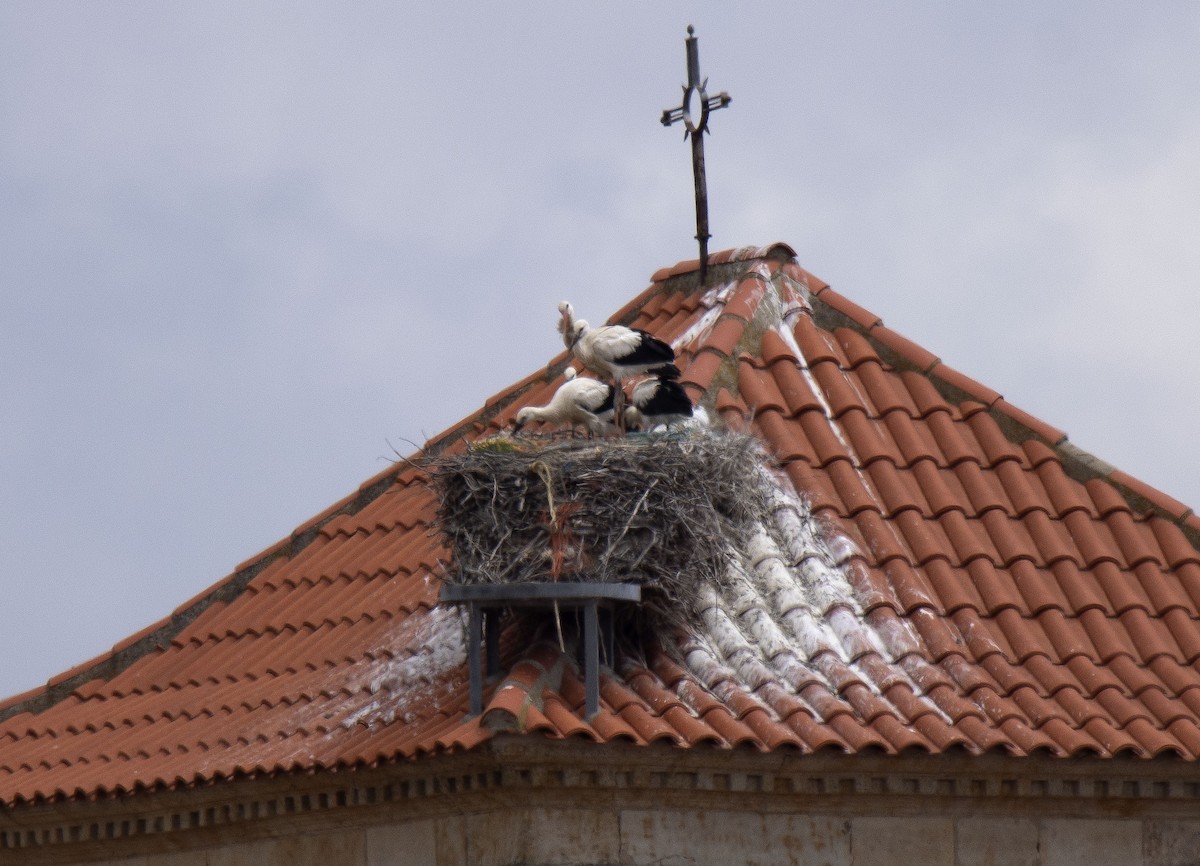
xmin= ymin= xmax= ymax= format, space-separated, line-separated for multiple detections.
xmin=439 ymin=581 xmax=641 ymax=719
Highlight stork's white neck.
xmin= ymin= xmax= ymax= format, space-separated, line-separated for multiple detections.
xmin=518 ymin=406 xmax=551 ymax=424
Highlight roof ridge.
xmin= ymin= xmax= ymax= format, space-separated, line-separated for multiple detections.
xmin=647 ymin=242 xmax=798 ymax=286
xmin=801 ymin=279 xmax=1198 ymax=540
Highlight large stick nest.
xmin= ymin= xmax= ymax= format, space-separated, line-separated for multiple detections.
xmin=429 ymin=429 xmax=775 ymax=627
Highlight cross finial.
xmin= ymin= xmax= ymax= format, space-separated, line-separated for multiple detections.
xmin=660 ymin=25 xmax=731 ymax=283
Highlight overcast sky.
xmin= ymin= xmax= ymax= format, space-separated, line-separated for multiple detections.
xmin=2 ymin=3 xmax=1199 ymax=701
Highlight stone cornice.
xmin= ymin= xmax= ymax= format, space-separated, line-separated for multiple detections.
xmin=4 ymin=740 xmax=1200 ymax=863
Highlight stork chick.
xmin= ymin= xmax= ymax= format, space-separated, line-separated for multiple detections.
xmin=513 ymin=369 xmax=616 ymax=437
xmin=625 ymin=370 xmax=695 ymax=431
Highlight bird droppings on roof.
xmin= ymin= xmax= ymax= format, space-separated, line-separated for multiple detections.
xmin=669 ymin=271 xmax=761 ymax=351
xmin=340 ymin=604 xmax=468 ymax=730
xmin=678 ymin=466 xmax=981 ymax=747
xmin=770 ymin=320 xmax=846 ymax=441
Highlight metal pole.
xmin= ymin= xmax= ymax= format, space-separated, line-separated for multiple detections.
xmin=485 ymin=608 xmax=500 ymax=676
xmin=584 ymin=601 xmax=599 ymax=719
xmin=468 ymin=604 xmax=482 ymax=716
xmin=692 ymin=134 xmax=710 ymax=283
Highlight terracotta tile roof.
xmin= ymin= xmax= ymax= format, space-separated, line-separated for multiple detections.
xmin=4 ymin=241 xmax=1200 ymax=806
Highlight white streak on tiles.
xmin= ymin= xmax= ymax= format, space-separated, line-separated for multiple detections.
xmin=677 ymin=460 xmax=951 ymax=743
xmin=919 ymin=692 xmax=956 ymax=725
xmin=867 ymin=609 xmax=924 ymax=660
xmin=771 ymin=323 xmax=835 ymax=415
xmin=740 ymin=261 xmax=776 ymax=288
xmin=769 ymin=321 xmax=863 ymax=463
xmin=339 ymin=603 xmax=467 ymax=729
xmin=671 ymin=264 xmax=770 ymax=352
xmin=671 ymin=279 xmax=736 ymax=351
xmin=777 ymin=274 xmax=813 ymax=320
xmin=779 ymin=607 xmax=846 ymax=663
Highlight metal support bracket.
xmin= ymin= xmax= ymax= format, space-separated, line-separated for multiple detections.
xmin=440 ymin=582 xmax=642 ymax=720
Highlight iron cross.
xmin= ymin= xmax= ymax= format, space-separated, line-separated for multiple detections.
xmin=661 ymin=25 xmax=731 ymax=284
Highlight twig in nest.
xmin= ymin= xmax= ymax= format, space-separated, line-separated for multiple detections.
xmin=598 ymin=478 xmax=657 ymax=567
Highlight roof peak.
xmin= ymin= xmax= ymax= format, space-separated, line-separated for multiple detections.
xmin=649 ymin=242 xmax=798 ymax=285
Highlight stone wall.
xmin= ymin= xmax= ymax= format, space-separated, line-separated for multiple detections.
xmin=68 ymin=807 xmax=1200 ymax=866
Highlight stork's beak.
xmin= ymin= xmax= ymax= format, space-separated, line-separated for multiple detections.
xmin=558 ymin=306 xmax=572 ymax=334
xmin=511 ymin=418 xmax=526 ymax=434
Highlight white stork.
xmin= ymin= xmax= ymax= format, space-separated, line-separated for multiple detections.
xmin=625 ymin=370 xmax=695 ymax=431
xmin=512 ymin=369 xmax=617 ymax=437
xmin=558 ymin=301 xmax=676 ymax=430
xmin=557 ymin=301 xmax=676 ymax=381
